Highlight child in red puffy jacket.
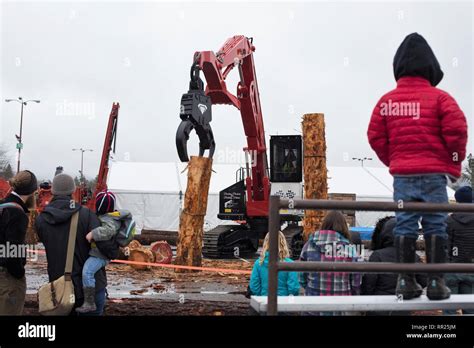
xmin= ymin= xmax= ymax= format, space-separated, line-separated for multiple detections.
xmin=367 ymin=33 xmax=468 ymax=301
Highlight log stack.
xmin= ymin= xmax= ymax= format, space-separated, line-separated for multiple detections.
xmin=302 ymin=113 xmax=328 ymax=241
xmin=174 ymin=156 xmax=213 ymax=272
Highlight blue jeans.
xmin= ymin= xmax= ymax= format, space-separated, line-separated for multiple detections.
xmin=393 ymin=175 xmax=448 ymax=239
xmin=82 ymin=256 xmax=108 ymax=288
xmin=77 ymin=287 xmax=107 ymax=316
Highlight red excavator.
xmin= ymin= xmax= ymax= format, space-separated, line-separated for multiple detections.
xmin=74 ymin=102 xmax=119 ymax=210
xmin=176 ymin=36 xmax=304 ymax=258
xmin=0 ymin=178 xmax=10 ymax=199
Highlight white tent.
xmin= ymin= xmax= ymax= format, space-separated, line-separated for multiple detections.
xmin=107 ymin=161 xmax=457 ymax=232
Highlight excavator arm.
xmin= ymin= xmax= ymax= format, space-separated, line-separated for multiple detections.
xmin=95 ymin=102 xmax=119 ymax=195
xmin=176 ymin=36 xmax=270 ymax=217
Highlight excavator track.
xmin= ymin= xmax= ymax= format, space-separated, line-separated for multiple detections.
xmin=282 ymin=225 xmax=304 ymax=259
xmin=202 ymin=225 xmax=258 ymax=259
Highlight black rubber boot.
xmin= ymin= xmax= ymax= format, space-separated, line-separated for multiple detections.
xmin=395 ymin=235 xmax=423 ymax=300
xmin=75 ymin=287 xmax=97 ymax=313
xmin=425 ymin=234 xmax=451 ymax=301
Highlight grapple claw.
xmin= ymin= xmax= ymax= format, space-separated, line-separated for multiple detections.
xmin=176 ymin=64 xmax=215 ymax=162
xmin=176 ymin=119 xmax=194 ymax=162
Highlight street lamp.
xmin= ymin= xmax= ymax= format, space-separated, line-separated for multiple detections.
xmin=72 ymin=148 xmax=93 ymax=185
xmin=352 ymin=157 xmax=373 ymax=167
xmin=5 ymin=97 xmax=41 ymax=173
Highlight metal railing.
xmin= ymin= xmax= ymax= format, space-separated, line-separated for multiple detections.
xmin=267 ymin=196 xmax=474 ymax=315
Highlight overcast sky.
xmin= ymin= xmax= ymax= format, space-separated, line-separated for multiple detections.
xmin=0 ymin=0 xmax=472 ymax=181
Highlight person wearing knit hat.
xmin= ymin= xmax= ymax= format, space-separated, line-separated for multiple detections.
xmin=454 ymin=186 xmax=473 ymax=204
xmin=52 ymin=173 xmax=76 ymax=196
xmin=0 ymin=170 xmax=38 ymax=315
xmin=36 ymin=175 xmax=107 ymax=316
xmin=445 ymin=185 xmax=474 ymax=314
xmin=95 ymin=190 xmax=116 ymax=215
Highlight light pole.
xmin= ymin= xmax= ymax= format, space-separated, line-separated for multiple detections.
xmin=5 ymin=97 xmax=41 ymax=173
xmin=72 ymin=148 xmax=93 ymax=185
xmin=352 ymin=157 xmax=373 ymax=167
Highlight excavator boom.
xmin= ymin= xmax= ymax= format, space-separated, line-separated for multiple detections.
xmin=176 ymin=35 xmax=270 ymax=218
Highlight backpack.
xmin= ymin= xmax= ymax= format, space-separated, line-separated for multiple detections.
xmin=110 ymin=211 xmax=136 ymax=247
xmin=0 ymin=202 xmax=25 ymax=221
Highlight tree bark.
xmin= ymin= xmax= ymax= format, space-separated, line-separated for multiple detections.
xmin=302 ymin=113 xmax=328 ymax=241
xmin=174 ymin=156 xmax=213 ymax=272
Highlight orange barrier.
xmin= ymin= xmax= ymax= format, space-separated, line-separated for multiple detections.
xmin=27 ymin=248 xmax=252 ymax=275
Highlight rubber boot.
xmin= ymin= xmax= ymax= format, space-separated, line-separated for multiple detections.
xmin=75 ymin=287 xmax=97 ymax=313
xmin=395 ymin=235 xmax=423 ymax=300
xmin=425 ymin=234 xmax=451 ymax=300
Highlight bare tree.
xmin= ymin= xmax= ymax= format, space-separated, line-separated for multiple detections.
xmin=0 ymin=144 xmax=14 ymax=179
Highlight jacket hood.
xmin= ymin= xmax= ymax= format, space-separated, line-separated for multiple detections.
xmin=450 ymin=213 xmax=474 ymax=225
xmin=378 ymin=218 xmax=395 ymax=248
xmin=393 ymin=33 xmax=443 ymax=86
xmin=105 ymin=209 xmax=131 ymax=220
xmin=41 ymin=196 xmax=81 ymax=225
xmin=311 ymin=229 xmax=350 ymax=246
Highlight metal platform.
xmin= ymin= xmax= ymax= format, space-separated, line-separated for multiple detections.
xmin=250 ymin=295 xmax=474 ymax=313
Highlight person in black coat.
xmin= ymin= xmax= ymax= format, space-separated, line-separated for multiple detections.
xmin=445 ymin=186 xmax=474 ymax=314
xmin=0 ymin=170 xmax=37 ymax=315
xmin=36 ymin=173 xmax=107 ymax=315
xmin=361 ymin=216 xmax=427 ymax=315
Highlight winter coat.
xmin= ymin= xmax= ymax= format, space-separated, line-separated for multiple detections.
xmin=361 ymin=218 xmax=427 ymax=295
xmin=249 ymin=252 xmax=300 ymax=296
xmin=90 ymin=210 xmax=132 ymax=260
xmin=0 ymin=193 xmax=29 ymax=279
xmin=35 ymin=196 xmax=106 ymax=303
xmin=300 ymin=230 xmax=362 ymax=296
xmin=447 ymin=213 xmax=474 ymax=263
xmin=367 ymin=33 xmax=468 ymax=179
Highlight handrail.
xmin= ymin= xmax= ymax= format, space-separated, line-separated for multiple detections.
xmin=267 ymin=196 xmax=474 ymax=315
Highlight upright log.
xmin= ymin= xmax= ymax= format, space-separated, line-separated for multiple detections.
xmin=175 ymin=156 xmax=213 ymax=272
xmin=302 ymin=113 xmax=328 ymax=241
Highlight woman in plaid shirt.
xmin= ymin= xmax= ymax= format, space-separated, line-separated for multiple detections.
xmin=300 ymin=211 xmax=362 ymax=298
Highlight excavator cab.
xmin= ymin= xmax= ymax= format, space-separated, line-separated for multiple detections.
xmin=270 ymin=135 xmax=303 ymax=183
xmin=269 ymin=136 xmax=304 ymax=213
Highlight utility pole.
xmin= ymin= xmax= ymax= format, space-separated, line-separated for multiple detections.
xmin=72 ymin=148 xmax=93 ymax=185
xmin=5 ymin=97 xmax=41 ymax=173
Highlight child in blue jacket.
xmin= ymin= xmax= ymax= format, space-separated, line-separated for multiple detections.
xmin=249 ymin=232 xmax=299 ymax=296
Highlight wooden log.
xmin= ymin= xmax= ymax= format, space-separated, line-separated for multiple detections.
xmin=150 ymin=241 xmax=173 ymax=264
xmin=302 ymin=113 xmax=328 ymax=241
xmin=126 ymin=240 xmax=155 ymax=270
xmin=134 ymin=230 xmax=178 ymax=246
xmin=128 ymin=248 xmax=155 ymax=270
xmin=174 ymin=156 xmax=213 ymax=272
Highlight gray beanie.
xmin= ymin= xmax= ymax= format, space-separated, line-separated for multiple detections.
xmin=52 ymin=173 xmax=76 ymax=196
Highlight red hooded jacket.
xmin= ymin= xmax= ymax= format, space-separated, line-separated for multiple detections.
xmin=367 ymin=33 xmax=468 ymax=179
